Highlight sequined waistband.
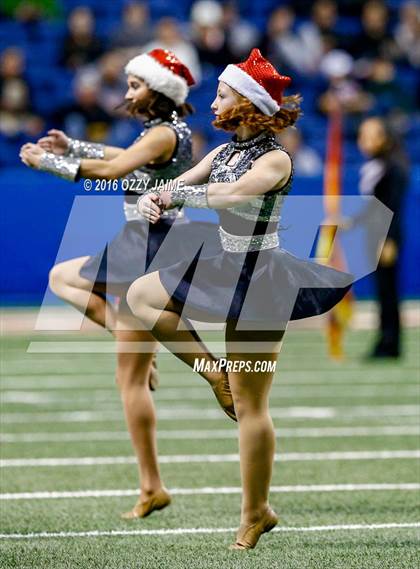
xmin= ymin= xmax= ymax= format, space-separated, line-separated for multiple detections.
xmin=123 ymin=202 xmax=184 ymax=222
xmin=218 ymin=227 xmax=279 ymax=253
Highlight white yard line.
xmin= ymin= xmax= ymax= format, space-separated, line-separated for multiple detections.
xmin=1 ymin=385 xmax=418 ymax=405
xmin=0 ymin=522 xmax=418 ymax=540
xmin=1 ymin=405 xmax=419 ymax=423
xmin=1 ymin=425 xmax=418 ymax=444
xmin=1 ymin=484 xmax=419 ymax=501
xmin=1 ymin=450 xmax=419 ymax=468
xmin=0 ymin=374 xmax=414 ymax=390
xmin=18 ymin=341 xmax=375 ymax=354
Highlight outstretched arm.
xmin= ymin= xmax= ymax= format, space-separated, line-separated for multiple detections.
xmin=78 ymin=126 xmax=176 ymax=179
xmin=37 ymin=129 xmax=124 ymax=160
xmin=140 ymin=149 xmax=291 ymax=223
xmin=20 ymin=126 xmax=176 ymax=181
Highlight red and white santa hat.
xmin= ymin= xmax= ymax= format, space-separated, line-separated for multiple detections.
xmin=218 ymin=48 xmax=291 ymax=116
xmin=125 ymin=48 xmax=195 ymax=106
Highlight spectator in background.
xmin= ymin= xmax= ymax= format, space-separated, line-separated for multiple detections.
xmin=309 ymin=0 xmax=339 ymax=42
xmin=298 ymin=0 xmax=341 ymax=72
xmin=53 ymin=72 xmax=112 ymax=142
xmin=0 ymin=47 xmax=44 ymax=138
xmin=346 ymin=117 xmax=409 ymax=358
xmin=110 ymin=1 xmax=152 ymax=50
xmin=348 ymin=0 xmax=396 ymax=60
xmin=61 ymin=6 xmax=103 ymax=70
xmin=3 ymin=0 xmax=58 ymax=20
xmin=96 ymin=51 xmax=127 ymax=115
xmin=0 ymin=47 xmax=26 ymax=90
xmin=222 ymin=1 xmax=260 ymax=61
xmin=0 ymin=77 xmax=44 ymax=139
xmin=394 ymin=1 xmax=420 ymax=68
xmin=190 ymin=0 xmax=234 ymax=68
xmin=318 ymin=50 xmax=372 ymax=115
xmin=143 ymin=18 xmax=201 ymax=83
xmin=277 ymin=127 xmax=323 ymax=177
xmin=364 ymin=57 xmax=412 ymax=117
xmin=260 ymin=5 xmax=323 ymax=78
xmin=13 ymin=1 xmax=44 ymax=42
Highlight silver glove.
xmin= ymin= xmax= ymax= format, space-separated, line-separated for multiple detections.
xmin=66 ymin=138 xmax=105 ymax=159
xmin=166 ymin=183 xmax=209 ymax=208
xmin=39 ymin=152 xmax=81 ymax=181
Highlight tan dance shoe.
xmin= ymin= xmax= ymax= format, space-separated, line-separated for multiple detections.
xmin=121 ymin=488 xmax=171 ymax=519
xmin=148 ymin=353 xmax=159 ymax=391
xmin=230 ymin=507 xmax=279 ymax=550
xmin=212 ymin=373 xmax=237 ymax=422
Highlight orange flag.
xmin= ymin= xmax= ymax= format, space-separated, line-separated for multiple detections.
xmin=315 ymin=111 xmax=353 ymax=360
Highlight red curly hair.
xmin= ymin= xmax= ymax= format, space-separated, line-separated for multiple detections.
xmin=213 ymin=94 xmax=302 ymax=134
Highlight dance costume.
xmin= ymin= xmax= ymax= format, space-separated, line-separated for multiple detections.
xmin=155 ymin=130 xmax=352 ymax=325
xmin=78 ymin=112 xmax=217 ymax=301
xmin=35 ymin=49 xmax=219 ymax=309
xmin=142 ymin=49 xmax=352 ymax=326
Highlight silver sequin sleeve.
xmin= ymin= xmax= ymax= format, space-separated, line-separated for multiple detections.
xmin=67 ymin=138 xmax=105 ymax=159
xmin=136 ymin=182 xmax=209 ymax=211
xmin=168 ymin=183 xmax=209 ymax=208
xmin=39 ymin=152 xmax=81 ymax=181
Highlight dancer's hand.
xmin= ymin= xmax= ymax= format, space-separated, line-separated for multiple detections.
xmin=20 ymin=143 xmax=44 ymax=168
xmin=37 ymin=129 xmax=69 ymax=155
xmin=137 ymin=194 xmax=162 ymax=224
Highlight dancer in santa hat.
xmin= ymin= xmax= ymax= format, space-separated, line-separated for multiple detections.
xmin=131 ymin=48 xmax=353 ymax=549
xmin=19 ymin=48 xmax=233 ymax=519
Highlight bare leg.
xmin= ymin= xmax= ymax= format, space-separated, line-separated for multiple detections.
xmin=127 ymin=271 xmax=237 ymax=420
xmin=49 ymin=257 xmax=117 ymax=331
xmin=49 ymin=257 xmax=159 ymax=388
xmin=226 ymin=322 xmax=284 ymax=548
xmin=127 ymin=272 xmax=224 ymax=385
xmin=115 ymin=311 xmax=168 ymax=517
xmin=50 ymin=258 xmax=165 ymax=513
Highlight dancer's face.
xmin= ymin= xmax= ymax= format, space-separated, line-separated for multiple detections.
xmin=125 ymin=74 xmax=155 ymax=112
xmin=211 ymin=81 xmax=241 ymax=116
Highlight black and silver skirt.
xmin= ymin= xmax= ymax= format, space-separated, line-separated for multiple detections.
xmin=158 ymin=227 xmax=353 ymax=325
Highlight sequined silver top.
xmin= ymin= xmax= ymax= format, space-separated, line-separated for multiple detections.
xmin=209 ymin=131 xmax=292 ymax=237
xmin=123 ymin=111 xmax=192 ymax=221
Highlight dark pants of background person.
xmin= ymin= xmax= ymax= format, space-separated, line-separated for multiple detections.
xmin=373 ymin=261 xmax=401 ymax=356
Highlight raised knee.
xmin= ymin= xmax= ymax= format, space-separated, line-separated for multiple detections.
xmin=126 ymin=280 xmax=147 ymax=318
xmin=48 ymin=263 xmax=67 ymax=296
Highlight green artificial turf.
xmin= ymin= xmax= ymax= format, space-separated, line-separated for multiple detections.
xmin=0 ymin=327 xmax=419 ymax=568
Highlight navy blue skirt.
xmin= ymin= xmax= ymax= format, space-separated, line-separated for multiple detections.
xmin=158 ymin=243 xmax=353 ymax=325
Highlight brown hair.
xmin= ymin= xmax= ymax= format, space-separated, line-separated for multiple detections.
xmin=213 ymin=94 xmax=302 ymax=133
xmin=124 ymin=91 xmax=194 ymax=120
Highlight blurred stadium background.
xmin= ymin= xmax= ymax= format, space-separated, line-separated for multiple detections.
xmin=0 ymin=2 xmax=419 ymax=567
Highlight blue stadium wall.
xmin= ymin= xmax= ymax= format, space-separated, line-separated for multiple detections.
xmin=1 ymin=165 xmax=419 ymax=305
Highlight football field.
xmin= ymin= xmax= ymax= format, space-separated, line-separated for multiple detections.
xmin=0 ymin=327 xmax=419 ymax=568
